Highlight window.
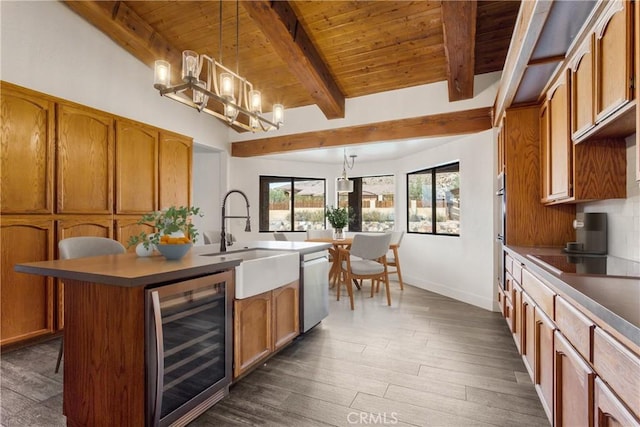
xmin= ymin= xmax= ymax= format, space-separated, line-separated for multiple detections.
xmin=407 ymin=162 xmax=459 ymax=236
xmin=337 ymin=175 xmax=395 ymax=232
xmin=259 ymin=176 xmax=326 ymax=232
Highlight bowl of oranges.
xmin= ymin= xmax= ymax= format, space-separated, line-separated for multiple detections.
xmin=156 ymin=235 xmax=193 ymax=260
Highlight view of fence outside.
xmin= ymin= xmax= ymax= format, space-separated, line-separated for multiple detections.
xmin=337 ymin=175 xmax=395 ymax=232
xmin=407 ymin=163 xmax=460 ymax=235
xmin=268 ymin=179 xmax=325 ymax=231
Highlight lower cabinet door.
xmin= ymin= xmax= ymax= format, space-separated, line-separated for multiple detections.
xmin=594 ymin=377 xmax=640 ymax=427
xmin=522 ymin=291 xmax=536 ymax=379
xmin=272 ymin=281 xmax=299 ymax=350
xmin=535 ymin=307 xmax=556 ymax=423
xmin=233 ymin=291 xmax=272 ymax=378
xmin=554 ymin=330 xmax=595 ymax=427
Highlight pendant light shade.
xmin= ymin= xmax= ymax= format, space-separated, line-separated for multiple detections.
xmin=337 ymin=149 xmax=357 ymax=193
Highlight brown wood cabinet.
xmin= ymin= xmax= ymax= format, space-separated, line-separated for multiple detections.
xmin=594 ymin=377 xmax=640 ymax=427
xmin=0 ymin=85 xmax=54 ymax=214
xmin=0 ymin=82 xmax=194 ymax=348
xmin=504 ymin=254 xmax=640 ymax=427
xmin=159 ymin=131 xmax=192 ymax=210
xmin=594 ymin=0 xmax=634 ymax=123
xmin=543 ymin=71 xmax=573 ymax=203
xmin=570 ymin=36 xmax=596 ymax=140
xmin=233 ymin=290 xmax=272 ymax=378
xmin=534 ymin=306 xmax=556 ymax=422
xmin=272 ymin=281 xmax=300 ymax=350
xmin=233 ymin=281 xmax=300 ymax=379
xmin=115 ymin=120 xmax=158 ymax=214
xmin=56 ymin=103 xmax=114 ymax=214
xmin=502 ymin=105 xmax=575 ymax=247
xmin=0 ymin=218 xmax=55 ymax=346
xmin=554 ymin=330 xmax=595 ymax=427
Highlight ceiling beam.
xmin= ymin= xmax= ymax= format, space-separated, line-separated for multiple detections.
xmin=63 ymin=1 xmax=181 ymax=82
xmin=231 ymin=107 xmax=492 ymax=157
xmin=441 ymin=0 xmax=477 ymax=102
xmin=241 ymin=0 xmax=345 ymax=120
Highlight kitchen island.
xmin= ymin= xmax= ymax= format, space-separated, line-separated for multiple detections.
xmin=14 ymin=241 xmax=330 ymax=427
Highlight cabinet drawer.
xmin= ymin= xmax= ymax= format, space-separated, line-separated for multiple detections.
xmin=505 ymin=254 xmax=514 ymax=275
xmin=512 ymin=262 xmax=523 ymax=285
xmin=555 ymin=296 xmax=595 ymax=362
xmin=505 ymin=272 xmax=514 ymax=300
xmin=522 ymin=269 xmax=556 ymax=318
xmin=593 ymin=327 xmax=640 ymax=420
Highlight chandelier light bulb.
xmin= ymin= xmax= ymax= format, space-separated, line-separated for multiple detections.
xmin=181 ymin=50 xmax=199 ymax=82
xmin=193 ymin=80 xmax=207 ymax=106
xmin=249 ymin=90 xmax=262 ymax=113
xmin=154 ymin=60 xmax=170 ymax=88
xmin=273 ymin=104 xmax=284 ymax=127
xmin=220 ymin=73 xmax=234 ymax=99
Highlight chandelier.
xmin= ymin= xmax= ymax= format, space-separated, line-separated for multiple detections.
xmin=152 ymin=2 xmax=283 ymax=132
xmin=337 ymin=149 xmax=357 ymax=193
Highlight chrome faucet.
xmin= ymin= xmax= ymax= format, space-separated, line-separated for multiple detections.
xmin=220 ymin=189 xmax=251 ymax=252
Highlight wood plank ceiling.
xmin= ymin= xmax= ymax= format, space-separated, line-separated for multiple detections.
xmin=63 ymin=0 xmax=520 ymax=156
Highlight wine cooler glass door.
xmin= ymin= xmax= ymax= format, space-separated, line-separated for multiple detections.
xmin=147 ymin=271 xmax=232 ymax=427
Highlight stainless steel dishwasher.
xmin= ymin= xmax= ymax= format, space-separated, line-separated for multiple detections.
xmin=300 ymin=250 xmax=329 ymax=333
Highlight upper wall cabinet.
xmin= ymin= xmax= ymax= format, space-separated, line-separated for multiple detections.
xmin=570 ymin=36 xmax=595 ymax=140
xmin=0 ymin=85 xmax=54 ymax=214
xmin=57 ymin=103 xmax=114 ymax=214
xmin=159 ymin=131 xmax=192 ymax=210
xmin=115 ymin=120 xmax=158 ymax=214
xmin=594 ymin=0 xmax=634 ymax=123
xmin=542 ymin=71 xmax=572 ymax=203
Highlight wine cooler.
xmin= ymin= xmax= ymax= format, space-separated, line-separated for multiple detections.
xmin=146 ymin=270 xmax=233 ymax=426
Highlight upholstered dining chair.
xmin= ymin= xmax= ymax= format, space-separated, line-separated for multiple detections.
xmin=203 ymin=230 xmax=222 ymax=245
xmin=273 ymin=232 xmax=288 ymax=241
xmin=306 ymin=229 xmax=339 ymax=284
xmin=387 ymin=230 xmax=405 ymax=290
xmin=336 ymin=233 xmax=392 ymax=310
xmin=56 ymin=237 xmax=126 ymax=373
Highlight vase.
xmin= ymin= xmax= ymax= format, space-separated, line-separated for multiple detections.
xmin=135 ymin=242 xmax=154 ymax=257
xmin=333 ymin=228 xmax=345 ymax=240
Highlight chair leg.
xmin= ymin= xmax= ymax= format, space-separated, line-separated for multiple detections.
xmin=393 ymin=248 xmax=404 ymax=290
xmin=55 ymin=337 xmax=64 ymax=373
xmin=370 ymin=279 xmax=376 ymax=297
xmin=383 ymin=271 xmax=391 ymax=306
xmin=346 ymin=273 xmax=355 ymax=310
xmin=336 ymin=270 xmax=342 ymax=301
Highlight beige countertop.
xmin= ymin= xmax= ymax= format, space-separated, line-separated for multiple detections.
xmin=506 ymin=246 xmax=640 ymax=347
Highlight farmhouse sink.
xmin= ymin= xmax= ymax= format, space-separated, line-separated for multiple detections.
xmin=201 ymin=249 xmax=299 ymax=299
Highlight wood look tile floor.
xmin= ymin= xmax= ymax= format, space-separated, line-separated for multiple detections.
xmin=0 ymin=282 xmax=549 ymax=426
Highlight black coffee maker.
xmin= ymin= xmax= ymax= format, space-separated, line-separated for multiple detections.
xmin=565 ymin=212 xmax=607 ymax=255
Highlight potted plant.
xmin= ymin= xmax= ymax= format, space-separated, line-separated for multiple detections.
xmin=325 ymin=205 xmax=352 ymax=240
xmin=128 ymin=205 xmax=203 ymax=258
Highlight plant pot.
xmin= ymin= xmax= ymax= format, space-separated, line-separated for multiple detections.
xmin=333 ymin=228 xmax=345 ymax=240
xmin=135 ymin=242 xmax=154 ymax=257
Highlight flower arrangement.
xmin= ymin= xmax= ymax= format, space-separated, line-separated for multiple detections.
xmin=127 ymin=205 xmax=203 ymax=250
xmin=325 ymin=205 xmax=352 ymax=229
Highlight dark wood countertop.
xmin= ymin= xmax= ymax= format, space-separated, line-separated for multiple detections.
xmin=14 ymin=242 xmax=331 ymax=288
xmin=505 ymin=245 xmax=640 ymax=348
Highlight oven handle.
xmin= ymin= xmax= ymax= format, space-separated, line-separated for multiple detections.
xmin=151 ymin=290 xmax=164 ymax=427
xmin=496 ymin=188 xmax=504 ymax=196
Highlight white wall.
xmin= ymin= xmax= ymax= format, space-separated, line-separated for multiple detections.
xmin=578 ymin=134 xmax=640 ymax=262
xmin=0 ymin=1 xmax=229 ymax=152
xmin=227 ymin=129 xmax=497 ymax=311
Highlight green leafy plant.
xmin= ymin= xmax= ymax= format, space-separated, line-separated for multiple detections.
xmin=325 ymin=205 xmax=352 ymax=229
xmin=127 ymin=205 xmax=203 ymax=249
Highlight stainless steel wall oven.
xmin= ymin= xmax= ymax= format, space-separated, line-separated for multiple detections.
xmin=496 ymin=172 xmax=506 ymax=290
xmin=146 ymin=270 xmax=233 ymax=426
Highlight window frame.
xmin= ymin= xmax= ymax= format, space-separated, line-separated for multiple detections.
xmin=259 ymin=175 xmax=326 ymax=232
xmin=406 ymin=161 xmax=460 ymax=236
xmin=337 ymin=174 xmax=395 ymax=233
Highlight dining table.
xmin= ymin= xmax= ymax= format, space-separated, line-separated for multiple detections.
xmin=305 ymin=236 xmax=398 ymax=289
